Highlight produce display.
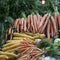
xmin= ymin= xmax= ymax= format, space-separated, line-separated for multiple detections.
xmin=0 ymin=38 xmax=43 ymax=60
xmin=1 ymin=37 xmax=60 ymax=60
xmin=0 ymin=13 xmax=60 ymax=60
xmin=0 ymin=0 xmax=60 ymax=60
xmin=17 ymin=39 xmax=43 ymax=60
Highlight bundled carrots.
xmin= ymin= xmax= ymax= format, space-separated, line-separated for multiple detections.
xmin=8 ymin=14 xmax=60 ymax=39
xmin=17 ymin=39 xmax=43 ymax=60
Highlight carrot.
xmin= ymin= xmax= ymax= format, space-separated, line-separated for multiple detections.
xmin=37 ymin=15 xmax=42 ymax=32
xmin=30 ymin=15 xmax=35 ymax=33
xmin=39 ymin=14 xmax=48 ymax=28
xmin=46 ymin=20 xmax=50 ymax=39
xmin=50 ymin=20 xmax=54 ymax=37
xmin=20 ymin=18 xmax=24 ymax=32
xmin=18 ymin=54 xmax=31 ymax=60
xmin=16 ymin=22 xmax=19 ymax=32
xmin=51 ymin=16 xmax=57 ymax=35
xmin=21 ymin=47 xmax=30 ymax=54
xmin=30 ymin=15 xmax=33 ymax=32
xmin=35 ymin=15 xmax=38 ymax=33
xmin=29 ymin=15 xmax=31 ymax=32
xmin=19 ymin=48 xmax=28 ymax=52
xmin=39 ymin=14 xmax=47 ymax=33
xmin=26 ymin=18 xmax=28 ymax=32
xmin=14 ymin=19 xmax=19 ymax=28
xmin=32 ymin=16 xmax=35 ymax=33
xmin=19 ymin=20 xmax=21 ymax=32
xmin=41 ymin=16 xmax=50 ymax=33
xmin=23 ymin=19 xmax=27 ymax=32
xmin=19 ymin=20 xmax=22 ymax=32
xmin=54 ymin=15 xmax=58 ymax=30
xmin=50 ymin=21 xmax=56 ymax=36
xmin=27 ymin=15 xmax=30 ymax=31
xmin=34 ymin=53 xmax=42 ymax=58
xmin=8 ymin=27 xmax=13 ymax=40
xmin=33 ymin=15 xmax=38 ymax=33
xmin=57 ymin=14 xmax=60 ymax=29
xmin=8 ymin=27 xmax=12 ymax=35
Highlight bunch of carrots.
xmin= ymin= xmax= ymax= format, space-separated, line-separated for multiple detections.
xmin=17 ymin=39 xmax=43 ymax=60
xmin=8 ymin=14 xmax=60 ymax=39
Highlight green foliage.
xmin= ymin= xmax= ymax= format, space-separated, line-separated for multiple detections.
xmin=37 ymin=39 xmax=53 ymax=48
xmin=46 ymin=46 xmax=60 ymax=59
xmin=37 ymin=39 xmax=60 ymax=59
xmin=54 ymin=41 xmax=60 ymax=51
xmin=0 ymin=0 xmax=60 ymax=19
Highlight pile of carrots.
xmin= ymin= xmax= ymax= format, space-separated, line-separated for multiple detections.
xmin=8 ymin=14 xmax=60 ymax=39
xmin=17 ymin=39 xmax=43 ymax=60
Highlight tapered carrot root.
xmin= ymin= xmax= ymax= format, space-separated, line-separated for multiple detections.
xmin=46 ymin=20 xmax=50 ymax=39
xmin=17 ymin=39 xmax=43 ymax=60
xmin=50 ymin=16 xmax=57 ymax=35
xmin=50 ymin=20 xmax=54 ymax=37
xmin=57 ymin=14 xmax=60 ymax=29
xmin=9 ymin=14 xmax=60 ymax=40
xmin=20 ymin=18 xmax=24 ymax=32
xmin=54 ymin=15 xmax=58 ymax=31
xmin=39 ymin=14 xmax=48 ymax=32
xmin=41 ymin=16 xmax=50 ymax=33
xmin=14 ymin=19 xmax=19 ymax=28
xmin=33 ymin=15 xmax=38 ymax=33
xmin=39 ymin=14 xmax=48 ymax=28
xmin=37 ymin=15 xmax=42 ymax=32
xmin=17 ymin=22 xmax=20 ymax=32
xmin=23 ymin=19 xmax=27 ymax=32
xmin=27 ymin=15 xmax=31 ymax=32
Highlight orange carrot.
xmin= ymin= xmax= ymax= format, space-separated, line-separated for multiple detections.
xmin=41 ymin=16 xmax=50 ymax=33
xmin=54 ymin=15 xmax=58 ymax=30
xmin=57 ymin=14 xmax=60 ymax=29
xmin=33 ymin=15 xmax=38 ymax=33
xmin=16 ymin=22 xmax=19 ymax=32
xmin=39 ymin=14 xmax=47 ymax=33
xmin=39 ymin=14 xmax=48 ymax=28
xmin=50 ymin=20 xmax=54 ymax=37
xmin=23 ymin=19 xmax=27 ymax=32
xmin=14 ymin=19 xmax=19 ymax=28
xmin=46 ymin=20 xmax=50 ymax=39
xmin=51 ymin=16 xmax=57 ymax=35
xmin=20 ymin=18 xmax=24 ymax=32
xmin=27 ymin=15 xmax=30 ymax=31
xmin=30 ymin=15 xmax=35 ymax=33
xmin=19 ymin=19 xmax=21 ymax=32
xmin=37 ymin=15 xmax=42 ymax=32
